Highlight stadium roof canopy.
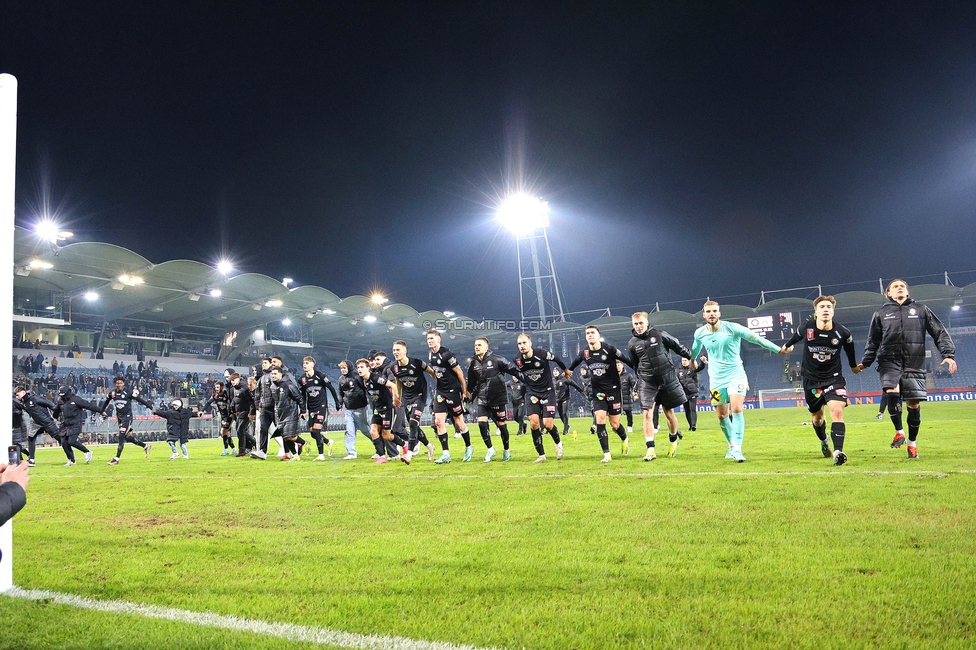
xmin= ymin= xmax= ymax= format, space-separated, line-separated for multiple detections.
xmin=13 ymin=226 xmax=975 ymax=360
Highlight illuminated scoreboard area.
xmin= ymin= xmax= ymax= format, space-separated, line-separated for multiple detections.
xmin=747 ymin=312 xmax=795 ymax=341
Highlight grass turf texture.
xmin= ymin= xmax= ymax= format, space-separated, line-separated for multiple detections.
xmin=2 ymin=402 xmax=975 ymax=649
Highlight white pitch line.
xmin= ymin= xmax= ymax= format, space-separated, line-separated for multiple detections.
xmin=33 ymin=469 xmax=976 ymax=480
xmin=3 ymin=587 xmax=504 ymax=650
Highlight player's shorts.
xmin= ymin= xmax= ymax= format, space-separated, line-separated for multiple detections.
xmin=433 ymin=390 xmax=464 ymax=416
xmin=403 ymin=396 xmax=426 ymax=421
xmin=590 ymin=387 xmax=622 ymax=416
xmin=524 ymin=390 xmax=558 ymax=419
xmin=309 ymin=407 xmax=329 ymax=429
xmin=641 ymin=376 xmax=687 ymax=411
xmin=474 ymin=403 xmax=507 ymax=424
xmin=117 ymin=416 xmax=133 ymax=434
xmin=277 ymin=418 xmax=299 ymax=438
xmin=708 ymin=375 xmax=749 ymax=407
xmin=802 ymin=379 xmax=848 ymax=413
xmin=371 ymin=407 xmax=392 ymax=430
xmin=219 ymin=414 xmax=233 ymax=429
xmin=876 ymin=361 xmax=927 ymax=401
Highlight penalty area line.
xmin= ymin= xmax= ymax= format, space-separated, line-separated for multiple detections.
xmin=2 ymin=587 xmax=503 ymax=650
xmin=38 ymin=468 xmax=976 ymax=480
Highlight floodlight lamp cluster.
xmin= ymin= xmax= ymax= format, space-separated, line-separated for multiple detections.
xmin=496 ymin=194 xmax=550 ymax=234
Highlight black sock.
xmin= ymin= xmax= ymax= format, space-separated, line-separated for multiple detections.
xmin=130 ymin=436 xmax=145 ymax=449
xmin=498 ymin=423 xmax=510 ymax=450
xmin=372 ymin=437 xmax=385 ymax=455
xmin=391 ymin=432 xmax=406 ymax=448
xmin=646 ymin=439 xmax=655 ymax=449
xmin=116 ymin=437 xmax=126 ymax=459
xmin=669 ymin=430 xmax=680 ymax=443
xmin=408 ymin=420 xmax=421 ymax=446
xmin=907 ymin=407 xmax=921 ymax=442
xmin=417 ymin=428 xmax=430 ymax=447
xmin=437 ymin=433 xmax=450 ymax=451
xmin=478 ymin=422 xmax=492 ymax=448
xmin=547 ymin=426 xmax=561 ymax=444
xmin=596 ymin=423 xmax=609 ymax=453
xmin=531 ymin=429 xmax=545 ymax=455
xmin=460 ymin=430 xmax=471 ymax=447
xmin=228 ymin=437 xmax=235 ymax=449
xmin=888 ymin=398 xmax=903 ymax=431
xmin=813 ymin=422 xmax=827 ymax=441
xmin=830 ymin=422 xmax=846 ymax=452
xmin=614 ymin=424 xmax=627 ymax=440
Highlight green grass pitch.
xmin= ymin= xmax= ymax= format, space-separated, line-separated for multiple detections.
xmin=2 ymin=402 xmax=975 ymax=649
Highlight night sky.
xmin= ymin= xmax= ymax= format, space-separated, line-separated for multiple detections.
xmin=4 ymin=2 xmax=975 ymax=321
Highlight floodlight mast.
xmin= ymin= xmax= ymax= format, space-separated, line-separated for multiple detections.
xmin=497 ymin=194 xmax=567 ymax=328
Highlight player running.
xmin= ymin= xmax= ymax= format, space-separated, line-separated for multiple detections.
xmin=298 ymin=356 xmax=340 ymax=460
xmin=390 ymin=340 xmax=437 ymax=464
xmin=100 ymin=377 xmax=155 ymax=465
xmin=204 ymin=381 xmax=236 ymax=456
xmin=782 ymin=296 xmax=860 ymax=465
xmin=513 ymin=333 xmax=568 ymax=463
xmin=628 ymin=313 xmax=695 ymax=461
xmin=426 ymin=329 xmax=471 ymax=464
xmin=854 ymin=279 xmax=956 ymax=459
xmin=567 ymin=326 xmax=634 ymax=463
xmin=690 ymin=301 xmax=788 ymax=462
xmin=466 ymin=337 xmax=520 ymax=462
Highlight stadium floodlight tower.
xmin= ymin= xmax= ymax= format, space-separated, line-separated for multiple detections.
xmin=497 ymin=193 xmax=567 ymax=328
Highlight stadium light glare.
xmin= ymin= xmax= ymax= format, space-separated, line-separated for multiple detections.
xmin=28 ymin=259 xmax=53 ymax=270
xmin=282 ymin=277 xmax=293 ymax=287
xmin=363 ymin=315 xmax=377 ymax=323
xmin=371 ymin=294 xmax=388 ymax=305
xmin=35 ymin=220 xmax=61 ymax=242
xmin=217 ymin=260 xmax=233 ymax=275
xmin=209 ymin=288 xmax=222 ymax=297
xmin=402 ymin=322 xmax=414 ymax=328
xmin=265 ymin=299 xmax=283 ymax=307
xmin=443 ymin=311 xmax=454 ymax=317
xmin=282 ymin=318 xmax=292 ymax=326
xmin=496 ymin=193 xmax=550 ymax=234
xmin=952 ymin=305 xmax=961 ymax=311
xmin=84 ymin=291 xmax=98 ymax=301
xmin=323 ymin=308 xmax=336 ymax=315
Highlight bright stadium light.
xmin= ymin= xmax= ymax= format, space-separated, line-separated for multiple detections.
xmin=209 ymin=288 xmax=222 ymax=297
xmin=34 ymin=219 xmax=73 ymax=243
xmin=282 ymin=318 xmax=292 ymax=326
xmin=84 ymin=291 xmax=98 ymax=301
xmin=282 ymin=277 xmax=293 ymax=287
xmin=265 ymin=299 xmax=283 ymax=308
xmin=496 ymin=193 xmax=550 ymax=234
xmin=371 ymin=294 xmax=388 ymax=305
xmin=217 ymin=260 xmax=233 ymax=275
xmin=363 ymin=315 xmax=377 ymax=323
xmin=443 ymin=311 xmax=454 ymax=317
xmin=28 ymin=259 xmax=53 ymax=270
xmin=952 ymin=305 xmax=961 ymax=311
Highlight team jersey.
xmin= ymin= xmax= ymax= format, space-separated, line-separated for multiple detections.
xmin=568 ymin=343 xmax=630 ymax=393
xmin=691 ymin=321 xmax=782 ymax=386
xmin=204 ymin=389 xmax=231 ymax=416
xmin=428 ymin=346 xmax=463 ymax=393
xmin=513 ymin=349 xmax=567 ymax=394
xmin=101 ymin=388 xmax=153 ymax=419
xmin=363 ymin=371 xmax=393 ymax=412
xmin=391 ymin=357 xmax=430 ymax=402
xmin=298 ymin=371 xmax=337 ymax=412
xmin=784 ymin=319 xmax=858 ymax=385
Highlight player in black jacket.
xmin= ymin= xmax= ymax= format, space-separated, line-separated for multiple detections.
xmin=466 ymin=337 xmax=521 ymax=462
xmin=13 ymin=387 xmax=60 ymax=467
xmin=513 ymin=333 xmax=568 ymax=462
xmin=100 ymin=377 xmax=154 ymax=465
xmin=617 ymin=361 xmax=638 ymax=433
xmin=204 ymin=381 xmax=235 ymax=456
xmin=298 ymin=356 xmax=340 ymax=460
xmin=229 ymin=373 xmax=257 ymax=455
xmin=507 ymin=376 xmax=527 ymax=436
xmin=356 ymin=359 xmax=407 ymax=464
xmin=676 ymin=357 xmax=705 ymax=432
xmin=567 ymin=326 xmax=634 ymax=462
xmin=337 ymin=360 xmax=371 ymax=459
xmin=53 ymin=386 xmax=102 ymax=466
xmin=783 ymin=296 xmax=860 ymax=465
xmin=855 ymin=279 xmax=957 ymax=458
xmin=553 ymin=369 xmax=584 ymax=437
xmin=628 ymin=312 xmax=694 ymax=460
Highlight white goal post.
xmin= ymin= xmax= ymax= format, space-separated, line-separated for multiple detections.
xmin=758 ymin=387 xmax=803 ymax=409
